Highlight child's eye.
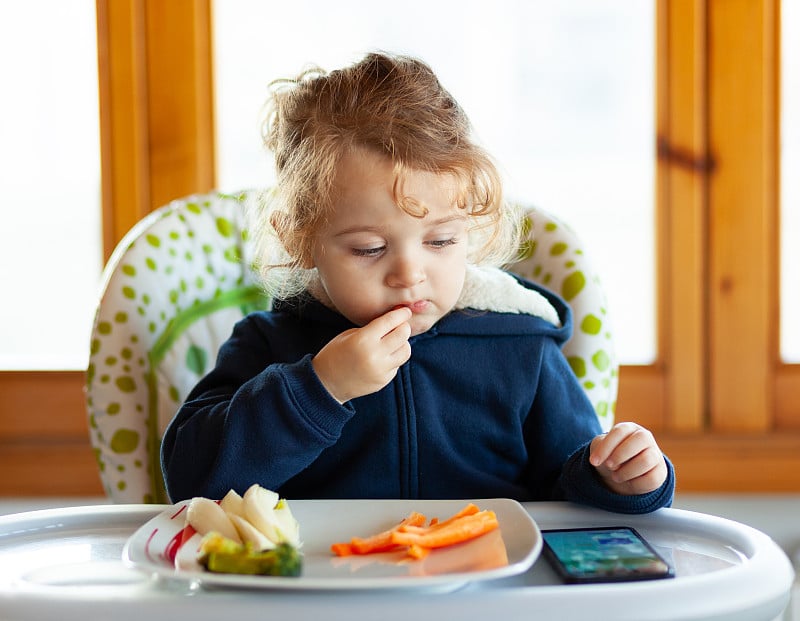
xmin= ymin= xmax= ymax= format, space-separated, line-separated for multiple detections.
xmin=351 ymin=246 xmax=385 ymax=257
xmin=427 ymin=238 xmax=458 ymax=249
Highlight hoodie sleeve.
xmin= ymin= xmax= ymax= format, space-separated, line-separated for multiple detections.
xmin=523 ymin=337 xmax=675 ymax=513
xmin=160 ymin=315 xmax=354 ymax=502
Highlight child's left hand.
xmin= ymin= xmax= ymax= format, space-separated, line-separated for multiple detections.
xmin=589 ymin=422 xmax=668 ymax=496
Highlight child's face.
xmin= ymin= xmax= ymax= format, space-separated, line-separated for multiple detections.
xmin=311 ymin=149 xmax=468 ymax=336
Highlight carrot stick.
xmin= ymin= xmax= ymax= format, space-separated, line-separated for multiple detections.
xmin=350 ymin=511 xmax=427 ymax=554
xmin=406 ymin=503 xmax=480 ymax=533
xmin=330 ymin=511 xmax=427 ymax=556
xmin=406 ymin=543 xmax=431 ymax=560
xmin=390 ymin=510 xmax=498 ymax=549
xmin=428 ymin=502 xmax=480 ymax=528
xmin=330 ymin=542 xmax=355 ymax=557
xmin=330 ymin=505 xmax=499 ymax=559
xmin=396 ymin=504 xmax=481 ymax=535
xmin=350 ymin=536 xmax=403 ymax=555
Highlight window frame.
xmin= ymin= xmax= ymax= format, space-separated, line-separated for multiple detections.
xmin=2 ymin=0 xmax=799 ymax=496
xmin=655 ymin=0 xmax=800 ymax=491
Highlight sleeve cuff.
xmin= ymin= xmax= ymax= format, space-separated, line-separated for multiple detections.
xmin=280 ymin=354 xmax=355 ymax=440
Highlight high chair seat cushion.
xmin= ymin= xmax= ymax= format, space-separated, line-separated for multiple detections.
xmin=86 ymin=191 xmax=269 ymax=502
xmin=509 ymin=207 xmax=617 ymax=431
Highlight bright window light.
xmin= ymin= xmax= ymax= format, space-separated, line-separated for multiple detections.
xmin=213 ymin=0 xmax=656 ymax=363
xmin=0 ymin=1 xmax=102 ymax=370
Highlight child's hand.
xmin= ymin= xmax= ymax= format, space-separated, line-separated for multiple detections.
xmin=312 ymin=307 xmax=412 ymax=403
xmin=589 ymin=422 xmax=668 ymax=496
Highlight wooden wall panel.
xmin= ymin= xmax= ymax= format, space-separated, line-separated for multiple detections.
xmin=659 ymin=434 xmax=800 ymax=491
xmin=616 ymin=366 xmax=665 ymax=432
xmin=0 ymin=372 xmax=102 ymax=496
xmin=1 ymin=443 xmax=103 ymax=497
xmin=0 ymin=372 xmax=86 ymax=439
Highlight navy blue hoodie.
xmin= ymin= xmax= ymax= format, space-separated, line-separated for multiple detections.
xmin=161 ymin=279 xmax=674 ymax=513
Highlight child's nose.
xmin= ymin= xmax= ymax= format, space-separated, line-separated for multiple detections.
xmin=386 ymin=252 xmax=425 ymax=288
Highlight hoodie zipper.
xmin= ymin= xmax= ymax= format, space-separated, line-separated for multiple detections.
xmin=395 ymin=362 xmax=418 ymax=498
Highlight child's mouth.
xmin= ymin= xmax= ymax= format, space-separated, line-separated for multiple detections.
xmin=394 ymin=300 xmax=429 ymax=313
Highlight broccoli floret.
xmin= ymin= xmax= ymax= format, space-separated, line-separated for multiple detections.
xmin=197 ymin=532 xmax=302 ymax=577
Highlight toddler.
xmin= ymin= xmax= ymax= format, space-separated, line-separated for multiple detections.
xmin=161 ymin=52 xmax=674 ymax=513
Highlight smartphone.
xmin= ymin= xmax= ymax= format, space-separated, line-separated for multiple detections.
xmin=541 ymin=526 xmax=675 ymax=584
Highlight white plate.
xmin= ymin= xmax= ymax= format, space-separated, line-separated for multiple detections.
xmin=123 ymin=497 xmax=541 ymax=591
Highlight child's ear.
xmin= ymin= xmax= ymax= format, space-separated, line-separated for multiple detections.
xmin=270 ymin=211 xmax=315 ymax=268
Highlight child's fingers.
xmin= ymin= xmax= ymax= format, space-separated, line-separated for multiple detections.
xmin=590 ymin=423 xmax=668 ymax=494
xmin=385 ymin=326 xmax=412 ymax=372
xmin=590 ymin=422 xmax=653 ymax=469
xmin=379 ymin=310 xmax=412 ymax=359
xmin=588 ymin=423 xmax=627 ymax=466
xmin=383 ymin=314 xmax=412 ymax=343
xmin=633 ymin=458 xmax=668 ymax=491
xmin=605 ymin=446 xmax=664 ymax=484
xmin=388 ymin=339 xmax=412 ymax=368
xmin=605 ymin=430 xmax=656 ymax=471
xmin=364 ymin=306 xmax=413 ymax=339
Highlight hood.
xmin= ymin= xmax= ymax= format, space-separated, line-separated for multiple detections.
xmin=456 ymin=265 xmax=560 ymax=326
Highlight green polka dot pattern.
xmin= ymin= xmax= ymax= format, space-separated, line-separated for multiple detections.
xmin=509 ymin=206 xmax=617 ymax=431
xmin=85 ymin=190 xmax=270 ymax=503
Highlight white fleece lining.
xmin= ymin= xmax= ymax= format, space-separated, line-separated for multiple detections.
xmin=455 ymin=265 xmax=561 ymax=327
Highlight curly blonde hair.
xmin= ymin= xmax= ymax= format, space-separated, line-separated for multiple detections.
xmin=255 ymin=51 xmax=521 ymax=298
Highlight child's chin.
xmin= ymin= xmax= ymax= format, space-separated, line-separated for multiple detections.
xmin=410 ymin=316 xmax=437 ymax=336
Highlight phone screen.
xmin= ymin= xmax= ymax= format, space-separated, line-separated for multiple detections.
xmin=541 ymin=526 xmax=675 ymax=584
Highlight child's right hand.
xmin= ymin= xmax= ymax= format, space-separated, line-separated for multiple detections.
xmin=312 ymin=307 xmax=412 ymax=403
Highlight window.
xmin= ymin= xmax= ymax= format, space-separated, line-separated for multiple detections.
xmin=5 ymin=0 xmax=798 ymax=495
xmin=213 ymin=0 xmax=657 ymax=364
xmin=0 ymin=1 xmax=102 ymax=370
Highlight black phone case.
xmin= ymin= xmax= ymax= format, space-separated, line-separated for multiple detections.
xmin=541 ymin=526 xmax=675 ymax=584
